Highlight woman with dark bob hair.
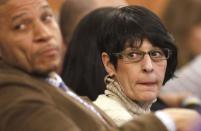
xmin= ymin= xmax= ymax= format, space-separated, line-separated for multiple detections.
xmin=94 ymin=5 xmax=177 ymax=126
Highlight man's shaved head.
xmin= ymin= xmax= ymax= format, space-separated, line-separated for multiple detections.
xmin=0 ymin=0 xmax=63 ymax=75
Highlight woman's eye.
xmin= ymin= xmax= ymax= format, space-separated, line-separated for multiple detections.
xmin=127 ymin=52 xmax=141 ymax=59
xmin=151 ymin=50 xmax=164 ymax=57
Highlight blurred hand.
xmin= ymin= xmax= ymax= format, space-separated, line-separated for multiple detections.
xmin=162 ymin=108 xmax=201 ymax=131
xmin=159 ymin=92 xmax=191 ymax=107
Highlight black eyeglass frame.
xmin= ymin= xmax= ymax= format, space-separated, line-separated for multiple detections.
xmin=111 ymin=48 xmax=172 ymax=63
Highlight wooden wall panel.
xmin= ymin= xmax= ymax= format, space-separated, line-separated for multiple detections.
xmin=48 ymin=0 xmax=64 ymax=13
xmin=126 ymin=0 xmax=168 ymax=17
xmin=48 ymin=0 xmax=168 ymax=17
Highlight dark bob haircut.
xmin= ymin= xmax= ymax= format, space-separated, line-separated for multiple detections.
xmin=61 ymin=7 xmax=116 ymax=100
xmin=97 ymin=5 xmax=177 ymax=84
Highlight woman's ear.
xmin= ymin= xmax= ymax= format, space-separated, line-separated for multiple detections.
xmin=101 ymin=52 xmax=115 ymax=76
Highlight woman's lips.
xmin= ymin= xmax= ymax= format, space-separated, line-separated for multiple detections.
xmin=136 ymin=81 xmax=158 ymax=90
xmin=138 ymin=82 xmax=157 ymax=85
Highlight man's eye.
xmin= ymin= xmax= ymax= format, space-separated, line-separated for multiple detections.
xmin=42 ymin=14 xmax=53 ymax=23
xmin=14 ymin=24 xmax=26 ymax=31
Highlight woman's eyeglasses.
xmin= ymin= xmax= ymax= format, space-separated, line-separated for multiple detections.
xmin=112 ymin=48 xmax=172 ymax=63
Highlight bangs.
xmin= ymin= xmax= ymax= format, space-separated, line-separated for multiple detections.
xmin=103 ymin=11 xmax=146 ymax=53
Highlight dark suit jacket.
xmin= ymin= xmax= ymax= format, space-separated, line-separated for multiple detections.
xmin=0 ymin=60 xmax=167 ymax=131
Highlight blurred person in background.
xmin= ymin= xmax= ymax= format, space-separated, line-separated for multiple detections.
xmin=59 ymin=0 xmax=127 ymax=51
xmin=160 ymin=0 xmax=201 ymax=103
xmin=163 ymin=0 xmax=201 ymax=68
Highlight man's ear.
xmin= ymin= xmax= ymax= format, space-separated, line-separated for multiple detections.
xmin=101 ymin=52 xmax=115 ymax=76
xmin=62 ymin=39 xmax=68 ymax=54
xmin=0 ymin=47 xmax=2 ymax=59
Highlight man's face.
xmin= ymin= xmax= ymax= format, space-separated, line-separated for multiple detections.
xmin=0 ymin=0 xmax=63 ymax=75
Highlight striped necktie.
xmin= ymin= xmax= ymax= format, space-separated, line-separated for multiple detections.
xmin=46 ymin=72 xmax=108 ymax=124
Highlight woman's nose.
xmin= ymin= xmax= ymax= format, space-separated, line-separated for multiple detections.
xmin=141 ymin=54 xmax=154 ymax=72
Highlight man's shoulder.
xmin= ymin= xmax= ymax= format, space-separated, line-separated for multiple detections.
xmin=0 ymin=61 xmax=56 ymax=102
xmin=0 ymin=61 xmax=49 ymax=90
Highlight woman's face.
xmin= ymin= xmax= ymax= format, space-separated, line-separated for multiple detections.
xmin=104 ymin=39 xmax=167 ymax=103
